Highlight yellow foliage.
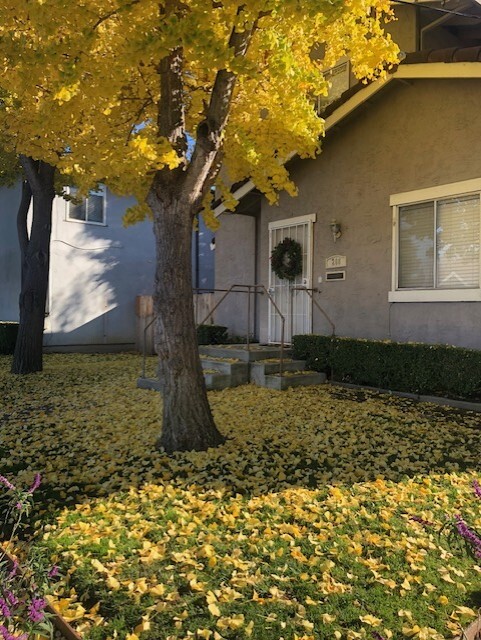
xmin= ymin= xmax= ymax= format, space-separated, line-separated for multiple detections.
xmin=3 ymin=354 xmax=480 ymax=639
xmin=0 ymin=0 xmax=399 ymax=214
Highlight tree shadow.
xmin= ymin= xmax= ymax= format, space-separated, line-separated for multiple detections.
xmin=43 ymin=192 xmax=155 ymax=349
xmin=0 ymin=355 xmax=480 ymax=521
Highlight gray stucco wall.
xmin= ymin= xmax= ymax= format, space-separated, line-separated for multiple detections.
xmin=0 ymin=183 xmax=22 ymax=321
xmin=45 ymin=191 xmax=155 ymax=348
xmin=215 ymin=213 xmax=256 ymax=338
xmin=0 ymin=186 xmax=155 ymax=349
xmin=218 ymin=78 xmax=481 ymax=350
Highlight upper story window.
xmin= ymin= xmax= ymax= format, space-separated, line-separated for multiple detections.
xmin=67 ymin=186 xmax=106 ymax=225
xmin=389 ymin=179 xmax=481 ymax=302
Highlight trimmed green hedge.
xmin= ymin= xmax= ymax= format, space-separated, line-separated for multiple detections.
xmin=292 ymin=334 xmax=481 ymax=401
xmin=197 ymin=324 xmax=228 ymax=345
xmin=0 ymin=322 xmax=18 ymax=355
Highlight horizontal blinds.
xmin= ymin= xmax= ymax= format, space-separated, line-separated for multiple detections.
xmin=398 ymin=202 xmax=434 ymax=288
xmin=436 ymin=195 xmax=480 ymax=289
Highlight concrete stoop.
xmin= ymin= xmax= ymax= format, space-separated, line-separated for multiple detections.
xmin=137 ymin=345 xmax=327 ymax=391
xmin=263 ymin=371 xmax=327 ymax=390
xmin=200 ymin=355 xmax=249 ymax=390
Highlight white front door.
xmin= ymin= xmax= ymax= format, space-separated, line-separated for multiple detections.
xmin=268 ymin=214 xmax=315 ymax=344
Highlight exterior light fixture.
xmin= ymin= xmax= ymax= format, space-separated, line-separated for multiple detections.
xmin=330 ymin=220 xmax=342 ymax=242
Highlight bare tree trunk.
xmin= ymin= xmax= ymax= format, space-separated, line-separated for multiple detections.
xmin=148 ymin=177 xmax=225 ymax=453
xmin=11 ymin=160 xmax=55 ymax=374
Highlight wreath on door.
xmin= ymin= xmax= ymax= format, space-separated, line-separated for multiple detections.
xmin=270 ymin=237 xmax=303 ymax=281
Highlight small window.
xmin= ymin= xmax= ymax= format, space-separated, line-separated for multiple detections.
xmin=390 ymin=179 xmax=481 ymax=302
xmin=67 ymin=187 xmax=106 ymax=225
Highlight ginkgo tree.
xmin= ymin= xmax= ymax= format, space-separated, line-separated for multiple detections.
xmin=0 ymin=0 xmax=398 ymax=452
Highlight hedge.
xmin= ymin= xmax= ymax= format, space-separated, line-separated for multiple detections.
xmin=292 ymin=334 xmax=481 ymax=401
xmin=0 ymin=322 xmax=18 ymax=355
xmin=197 ymin=324 xmax=228 ymax=345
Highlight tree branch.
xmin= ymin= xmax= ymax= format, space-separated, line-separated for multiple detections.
xmin=157 ymin=47 xmax=187 ymax=158
xmin=185 ymin=11 xmax=259 ymax=208
xmin=91 ymin=0 xmax=141 ymax=31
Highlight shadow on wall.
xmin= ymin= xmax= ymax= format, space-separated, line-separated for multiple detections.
xmin=43 ymin=198 xmax=155 ymax=349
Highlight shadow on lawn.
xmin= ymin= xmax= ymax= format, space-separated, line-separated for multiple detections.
xmin=1 ymin=353 xmax=481 ymax=521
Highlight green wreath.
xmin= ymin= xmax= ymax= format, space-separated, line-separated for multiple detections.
xmin=270 ymin=237 xmax=303 ymax=281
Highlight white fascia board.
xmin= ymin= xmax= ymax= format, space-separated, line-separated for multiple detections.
xmin=213 ymin=180 xmax=255 ymax=217
xmin=395 ymin=62 xmax=481 ymax=79
xmin=323 ymin=76 xmax=392 ymax=132
xmin=214 ymin=61 xmax=481 ymax=216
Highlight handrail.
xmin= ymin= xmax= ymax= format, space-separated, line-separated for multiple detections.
xmin=139 ymin=285 xmax=287 ymax=379
xmin=290 ymin=286 xmax=336 ymax=336
xmin=199 ymin=284 xmax=286 ymax=376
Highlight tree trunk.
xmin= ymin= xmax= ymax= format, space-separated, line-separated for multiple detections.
xmin=147 ymin=179 xmax=225 ymax=453
xmin=11 ymin=163 xmax=55 ymax=374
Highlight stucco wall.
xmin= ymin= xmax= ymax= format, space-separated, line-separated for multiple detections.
xmin=44 ymin=191 xmax=155 ymax=348
xmin=386 ymin=6 xmax=417 ymax=54
xmin=231 ymin=78 xmax=481 ymax=349
xmin=0 ymin=183 xmax=22 ymax=321
xmin=215 ymin=212 xmax=256 ymax=338
xmin=0 ymin=186 xmax=156 ymax=349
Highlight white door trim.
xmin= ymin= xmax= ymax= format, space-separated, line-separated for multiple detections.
xmin=269 ymin=213 xmax=316 ymax=230
xmin=268 ymin=214 xmax=316 ymax=343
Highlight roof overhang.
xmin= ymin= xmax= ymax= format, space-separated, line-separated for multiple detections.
xmin=213 ymin=61 xmax=481 ymax=217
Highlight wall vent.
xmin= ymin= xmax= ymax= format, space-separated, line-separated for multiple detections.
xmin=325 ymin=271 xmax=345 ymax=281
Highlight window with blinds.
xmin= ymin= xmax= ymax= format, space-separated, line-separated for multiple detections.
xmin=398 ymin=193 xmax=480 ymax=290
xmin=67 ymin=187 xmax=106 ymax=225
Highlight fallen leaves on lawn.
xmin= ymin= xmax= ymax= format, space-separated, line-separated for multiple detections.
xmin=0 ymin=353 xmax=480 ymax=639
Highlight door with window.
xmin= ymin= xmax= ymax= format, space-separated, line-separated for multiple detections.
xmin=268 ymin=214 xmax=315 ymax=343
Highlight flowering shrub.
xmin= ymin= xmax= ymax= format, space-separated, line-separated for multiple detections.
xmin=0 ymin=474 xmax=57 ymax=640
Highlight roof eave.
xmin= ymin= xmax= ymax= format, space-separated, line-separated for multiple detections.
xmin=213 ymin=61 xmax=481 ymax=217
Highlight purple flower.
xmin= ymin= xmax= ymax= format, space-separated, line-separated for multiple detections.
xmin=0 ymin=597 xmax=11 ymax=618
xmin=8 ymin=561 xmax=18 ymax=578
xmin=0 ymin=476 xmax=15 ymax=492
xmin=27 ymin=473 xmax=41 ymax=494
xmin=454 ymin=514 xmax=481 ymax=558
xmin=0 ymin=627 xmax=27 ymax=640
xmin=27 ymin=596 xmax=46 ymax=623
xmin=473 ymin=480 xmax=481 ymax=499
xmin=48 ymin=565 xmax=59 ymax=578
xmin=4 ymin=591 xmax=18 ymax=607
xmin=14 ymin=502 xmax=23 ymax=510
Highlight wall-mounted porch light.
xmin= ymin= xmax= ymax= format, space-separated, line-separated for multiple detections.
xmin=330 ymin=219 xmax=342 ymax=242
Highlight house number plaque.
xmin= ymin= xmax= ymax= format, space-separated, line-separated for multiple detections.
xmin=326 ymin=255 xmax=346 ymax=269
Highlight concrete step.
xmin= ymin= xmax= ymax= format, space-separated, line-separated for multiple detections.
xmin=136 ymin=363 xmax=249 ymax=392
xmin=203 ymin=371 xmax=236 ymax=390
xmin=200 ymin=356 xmax=248 ymax=375
xmin=250 ymin=359 xmax=307 ymax=385
xmin=199 ymin=344 xmax=291 ymax=362
xmin=137 ymin=377 xmax=161 ymax=391
xmin=263 ymin=371 xmax=327 ymax=391
xmin=200 ymin=356 xmax=249 ymax=387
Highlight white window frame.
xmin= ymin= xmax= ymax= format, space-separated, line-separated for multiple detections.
xmin=389 ymin=178 xmax=481 ymax=302
xmin=65 ymin=185 xmax=107 ymax=226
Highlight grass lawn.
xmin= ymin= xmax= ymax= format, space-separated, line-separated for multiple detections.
xmin=1 ymin=353 xmax=481 ymax=640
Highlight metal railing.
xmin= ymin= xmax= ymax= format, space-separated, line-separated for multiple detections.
xmin=290 ymin=286 xmax=336 ymax=336
xmin=199 ymin=284 xmax=287 ymax=376
xmin=139 ymin=285 xmax=335 ymax=381
xmin=139 ymin=285 xmax=287 ymax=379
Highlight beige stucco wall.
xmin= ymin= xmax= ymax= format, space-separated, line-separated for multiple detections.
xmin=218 ymin=78 xmax=481 ymax=350
xmin=386 ymin=6 xmax=417 ymax=54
